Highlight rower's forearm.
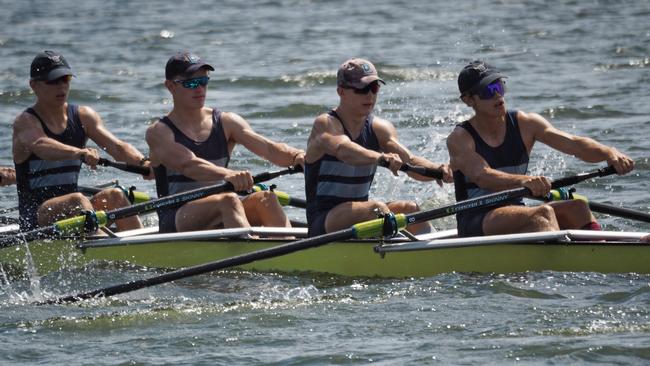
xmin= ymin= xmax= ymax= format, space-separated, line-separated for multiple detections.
xmin=335 ymin=141 xmax=381 ymax=165
xmin=106 ymin=142 xmax=146 ymax=165
xmin=474 ymin=170 xmax=530 ymax=191
xmin=571 ymin=137 xmax=616 ymax=163
xmin=31 ymin=138 xmax=85 ymax=161
xmin=180 ymin=159 xmax=232 ymax=182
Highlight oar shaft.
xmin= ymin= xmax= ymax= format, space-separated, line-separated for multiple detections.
xmin=588 ymin=201 xmax=650 ymax=223
xmin=97 ymin=158 xmax=150 ymax=176
xmin=105 ymin=166 xmax=301 ymax=222
xmin=47 ymin=228 xmax=353 ymax=304
xmin=42 ymin=166 xmax=615 ymax=304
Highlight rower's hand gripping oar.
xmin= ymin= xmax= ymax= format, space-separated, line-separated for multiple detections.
xmin=97 ymin=158 xmax=150 ymax=176
xmin=378 ymin=159 xmax=444 ymax=180
xmin=0 ymin=166 xmax=303 ymax=247
xmin=43 ymin=166 xmax=614 ymax=304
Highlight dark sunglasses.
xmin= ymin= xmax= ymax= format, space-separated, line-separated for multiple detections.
xmin=352 ymin=82 xmax=381 ymax=95
xmin=174 ymin=76 xmax=210 ymax=89
xmin=474 ymin=79 xmax=506 ymax=100
xmin=45 ymin=75 xmax=73 ymax=85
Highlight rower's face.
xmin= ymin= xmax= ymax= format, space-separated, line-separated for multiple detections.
xmin=167 ymin=69 xmax=210 ymax=108
xmin=461 ymin=78 xmax=507 ymax=117
xmin=339 ymin=81 xmax=380 ymax=114
xmin=30 ymin=75 xmax=72 ymax=105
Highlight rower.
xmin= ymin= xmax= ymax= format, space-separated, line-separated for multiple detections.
xmin=446 ymin=60 xmax=635 ymax=237
xmin=0 ymin=167 xmax=16 ymax=186
xmin=304 ymin=58 xmax=453 ymax=237
xmin=12 ymin=50 xmax=151 ymax=232
xmin=146 ymin=51 xmax=305 ymax=233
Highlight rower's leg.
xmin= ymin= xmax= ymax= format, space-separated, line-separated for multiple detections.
xmin=324 ymin=200 xmax=390 ymax=233
xmin=482 ymin=204 xmax=560 ymax=235
xmin=91 ymin=188 xmax=143 ymax=231
xmin=175 ymin=192 xmax=250 ymax=232
xmin=241 ymin=191 xmax=290 ymax=227
xmin=547 ymin=200 xmax=596 ymax=229
xmin=37 ymin=192 xmax=93 ymax=226
xmin=387 ymin=200 xmax=432 ymax=234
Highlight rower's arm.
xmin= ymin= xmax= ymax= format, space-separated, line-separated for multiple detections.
xmin=145 ymin=121 xmax=234 ymax=181
xmin=80 ymin=106 xmax=147 ymax=166
xmin=374 ymin=117 xmax=452 ymax=183
xmin=447 ymin=126 xmax=544 ymax=193
xmin=307 ymin=114 xmax=383 ymax=166
xmin=526 ymin=111 xmax=634 ymax=174
xmin=12 ymin=112 xmax=90 ymax=164
xmin=222 ymin=112 xmax=305 ymax=167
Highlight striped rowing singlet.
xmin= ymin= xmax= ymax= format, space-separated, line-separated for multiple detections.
xmin=15 ymin=104 xmax=86 ymax=230
xmin=305 ymin=110 xmax=380 ymax=236
xmin=153 ymin=108 xmax=230 ymax=233
xmin=453 ymin=110 xmax=529 ymax=237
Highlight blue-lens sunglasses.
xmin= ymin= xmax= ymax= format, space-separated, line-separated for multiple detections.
xmin=175 ymin=76 xmax=210 ymax=89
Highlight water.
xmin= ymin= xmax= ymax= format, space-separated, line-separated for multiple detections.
xmin=1 ymin=0 xmax=649 ymax=364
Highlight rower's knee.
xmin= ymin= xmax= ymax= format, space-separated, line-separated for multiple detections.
xmin=68 ymin=192 xmax=94 ymax=210
xmin=389 ymin=200 xmax=419 ymax=214
xmin=218 ymin=192 xmax=243 ymax=210
xmin=532 ymin=205 xmax=559 ymax=230
xmin=368 ymin=200 xmax=390 ymax=215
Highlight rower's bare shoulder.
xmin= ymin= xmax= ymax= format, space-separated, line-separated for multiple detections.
xmin=145 ymin=119 xmax=173 ymax=143
xmin=447 ymin=125 xmax=472 ymax=145
xmin=312 ymin=113 xmax=340 ymax=134
xmin=13 ymin=110 xmax=41 ymax=133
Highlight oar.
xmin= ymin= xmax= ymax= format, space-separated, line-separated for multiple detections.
xmin=0 ymin=166 xmax=303 ymax=247
xmin=97 ymin=158 xmax=150 ymax=176
xmin=248 ymin=184 xmax=306 ymax=209
xmin=0 ymin=180 xmax=122 ymax=231
xmin=78 ymin=185 xmax=151 ymax=204
xmin=248 ymin=163 xmax=442 ymax=209
xmin=43 ymin=165 xmax=614 ymax=304
xmin=544 ymin=188 xmax=650 ymax=223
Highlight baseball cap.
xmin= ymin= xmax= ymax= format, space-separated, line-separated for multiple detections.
xmin=165 ymin=51 xmax=215 ymax=80
xmin=337 ymin=58 xmax=386 ymax=89
xmin=458 ymin=60 xmax=506 ymax=95
xmin=30 ymin=50 xmax=75 ymax=81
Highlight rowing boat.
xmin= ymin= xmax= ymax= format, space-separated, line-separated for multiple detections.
xmin=2 ymin=227 xmax=649 ymax=278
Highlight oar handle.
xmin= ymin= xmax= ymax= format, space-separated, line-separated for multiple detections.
xmin=97 ymin=158 xmax=150 ymax=176
xmin=550 ymin=166 xmax=616 ymax=189
xmin=378 ymin=158 xmax=444 ymax=179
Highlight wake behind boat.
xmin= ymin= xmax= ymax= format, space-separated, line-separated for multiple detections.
xmin=2 ymin=226 xmax=649 ymax=278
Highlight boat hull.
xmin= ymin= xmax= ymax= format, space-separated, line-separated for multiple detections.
xmin=3 ymin=236 xmax=650 ymax=278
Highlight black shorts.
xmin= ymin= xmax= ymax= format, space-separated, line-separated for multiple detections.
xmin=307 ymin=211 xmax=328 ymax=237
xmin=456 ymin=202 xmax=526 ymax=237
xmin=157 ymin=208 xmax=178 ymax=233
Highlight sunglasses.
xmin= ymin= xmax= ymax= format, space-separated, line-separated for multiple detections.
xmin=474 ymin=79 xmax=506 ymax=100
xmin=351 ymin=82 xmax=381 ymax=95
xmin=44 ymin=75 xmax=73 ymax=85
xmin=174 ymin=76 xmax=210 ymax=89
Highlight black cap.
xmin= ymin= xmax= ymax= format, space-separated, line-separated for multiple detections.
xmin=458 ymin=60 xmax=506 ymax=95
xmin=30 ymin=50 xmax=75 ymax=81
xmin=165 ymin=51 xmax=215 ymax=80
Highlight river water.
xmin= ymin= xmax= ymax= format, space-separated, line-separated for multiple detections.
xmin=1 ymin=0 xmax=649 ymax=364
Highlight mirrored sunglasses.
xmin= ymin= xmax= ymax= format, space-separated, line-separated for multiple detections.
xmin=175 ymin=76 xmax=210 ymax=89
xmin=476 ymin=79 xmax=506 ymax=100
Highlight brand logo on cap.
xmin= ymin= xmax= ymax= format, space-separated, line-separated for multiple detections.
xmin=50 ymin=54 xmax=63 ymax=65
xmin=186 ymin=54 xmax=200 ymax=64
xmin=361 ymin=63 xmax=371 ymax=74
